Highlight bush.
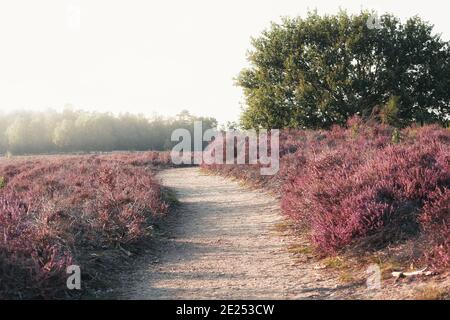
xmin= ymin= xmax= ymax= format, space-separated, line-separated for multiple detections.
xmin=202 ymin=119 xmax=450 ymax=269
xmin=419 ymin=182 xmax=450 ymax=269
xmin=0 ymin=176 xmax=5 ymax=189
xmin=0 ymin=152 xmax=171 ymax=299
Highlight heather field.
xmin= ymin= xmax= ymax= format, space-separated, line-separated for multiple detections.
xmin=202 ymin=118 xmax=450 ymax=272
xmin=1 ymin=120 xmax=449 ymax=300
xmin=0 ymin=152 xmax=172 ymax=299
xmin=1 ymin=122 xmax=449 ymax=300
xmin=2 ymin=4 xmax=450 ymax=302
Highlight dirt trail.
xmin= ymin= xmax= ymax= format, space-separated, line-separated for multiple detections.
xmin=114 ymin=167 xmax=362 ymax=300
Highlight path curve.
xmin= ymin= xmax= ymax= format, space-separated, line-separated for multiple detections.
xmin=114 ymin=167 xmax=356 ymax=300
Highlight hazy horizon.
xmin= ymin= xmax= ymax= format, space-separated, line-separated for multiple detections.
xmin=1 ymin=0 xmax=449 ymax=125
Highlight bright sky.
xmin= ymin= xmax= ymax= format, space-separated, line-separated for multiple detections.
xmin=0 ymin=0 xmax=449 ymax=124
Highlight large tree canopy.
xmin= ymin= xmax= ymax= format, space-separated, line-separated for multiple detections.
xmin=237 ymin=11 xmax=450 ymax=129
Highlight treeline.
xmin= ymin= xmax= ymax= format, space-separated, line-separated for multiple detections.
xmin=0 ymin=109 xmax=217 ymax=155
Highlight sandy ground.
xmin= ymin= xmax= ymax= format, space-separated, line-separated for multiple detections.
xmin=112 ymin=167 xmax=372 ymax=300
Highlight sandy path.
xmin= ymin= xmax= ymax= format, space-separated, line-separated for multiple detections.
xmin=114 ymin=167 xmax=359 ymax=300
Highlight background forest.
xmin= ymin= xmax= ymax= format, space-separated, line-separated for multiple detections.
xmin=0 ymin=109 xmax=217 ymax=155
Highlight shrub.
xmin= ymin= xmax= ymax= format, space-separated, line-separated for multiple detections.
xmin=0 ymin=176 xmax=5 ymax=189
xmin=202 ymin=120 xmax=450 ymax=269
xmin=419 ymin=185 xmax=450 ymax=269
xmin=381 ymin=96 xmax=401 ymax=127
xmin=0 ymin=152 xmax=170 ymax=298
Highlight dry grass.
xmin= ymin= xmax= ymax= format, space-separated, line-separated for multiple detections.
xmin=322 ymin=256 xmax=347 ymax=269
xmin=288 ymin=244 xmax=313 ymax=255
xmin=413 ymin=285 xmax=449 ymax=300
xmin=273 ymin=220 xmax=295 ymax=234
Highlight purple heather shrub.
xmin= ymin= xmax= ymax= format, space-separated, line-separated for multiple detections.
xmin=0 ymin=152 xmax=170 ymax=298
xmin=203 ymin=118 xmax=450 ymax=269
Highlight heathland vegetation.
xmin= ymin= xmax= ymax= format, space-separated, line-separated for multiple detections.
xmin=204 ymin=11 xmax=450 ymax=283
xmin=0 ymin=11 xmax=449 ymax=299
xmin=0 ymin=152 xmax=173 ymax=298
xmin=202 ymin=119 xmax=450 ymax=271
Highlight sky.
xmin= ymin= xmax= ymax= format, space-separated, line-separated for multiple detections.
xmin=0 ymin=0 xmax=449 ymax=125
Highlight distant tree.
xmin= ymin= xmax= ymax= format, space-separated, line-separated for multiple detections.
xmin=237 ymin=11 xmax=450 ymax=129
xmin=380 ymin=96 xmax=401 ymax=127
xmin=219 ymin=121 xmax=240 ymax=132
xmin=5 ymin=116 xmax=31 ymax=154
xmin=176 ymin=110 xmax=194 ymax=122
xmin=0 ymin=109 xmax=217 ymax=155
xmin=53 ymin=119 xmax=75 ymax=150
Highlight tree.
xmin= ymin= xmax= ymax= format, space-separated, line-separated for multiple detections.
xmin=0 ymin=109 xmax=217 ymax=155
xmin=380 ymin=96 xmax=401 ymax=127
xmin=237 ymin=11 xmax=450 ymax=129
